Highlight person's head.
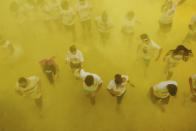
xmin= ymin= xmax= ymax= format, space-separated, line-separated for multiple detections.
xmin=18 ymin=77 xmax=28 ymax=88
xmin=173 ymin=45 xmax=192 ymax=57
xmin=114 ymin=74 xmax=123 ymax=85
xmin=10 ymin=1 xmax=19 ymax=12
xmin=167 ymin=84 xmax=177 ymax=96
xmin=69 ymin=45 xmax=77 ymax=54
xmin=140 ymin=34 xmax=150 ymax=44
xmin=127 ymin=11 xmax=135 ymax=20
xmin=85 ymin=75 xmax=94 ymax=87
xmin=61 ymin=0 xmax=69 ymax=10
xmin=102 ymin=11 xmax=108 ymax=23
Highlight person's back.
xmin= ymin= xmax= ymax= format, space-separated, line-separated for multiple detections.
xmin=16 ymin=76 xmax=41 ymax=99
xmin=153 ymin=80 xmax=178 ymax=99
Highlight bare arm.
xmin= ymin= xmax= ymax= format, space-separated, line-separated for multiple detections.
xmin=107 ymin=88 xmax=121 ymax=95
xmin=163 ymin=50 xmax=171 ymax=61
xmin=156 ymin=48 xmax=163 ymax=61
xmin=178 ymin=0 xmax=186 ymax=6
xmin=96 ymin=83 xmax=102 ymax=93
xmin=127 ymin=80 xmax=135 ymax=88
xmin=189 ymin=77 xmax=194 ymax=93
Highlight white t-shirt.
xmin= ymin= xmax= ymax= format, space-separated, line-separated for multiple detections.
xmin=138 ymin=40 xmax=161 ymax=60
xmin=80 ymin=69 xmax=102 ymax=92
xmin=65 ymin=50 xmax=84 ymax=64
xmin=43 ymin=1 xmax=61 ymax=20
xmin=189 ymin=15 xmax=196 ymax=33
xmin=0 ymin=40 xmax=23 ymax=60
xmin=191 ymin=74 xmax=196 ymax=94
xmin=159 ymin=2 xmax=178 ymax=24
xmin=13 ymin=1 xmax=32 ymax=23
xmin=76 ymin=1 xmax=92 ymax=22
xmin=167 ymin=54 xmax=183 ymax=68
xmin=16 ymin=76 xmax=41 ymax=99
xmin=153 ymin=81 xmax=178 ymax=99
xmin=95 ymin=16 xmax=113 ymax=33
xmin=122 ymin=18 xmax=136 ymax=34
xmin=107 ymin=75 xmax=129 ymax=96
xmin=60 ymin=7 xmax=76 ymax=26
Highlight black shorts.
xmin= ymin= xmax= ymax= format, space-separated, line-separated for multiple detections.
xmin=70 ymin=62 xmax=81 ymax=69
xmin=159 ymin=21 xmax=172 ymax=33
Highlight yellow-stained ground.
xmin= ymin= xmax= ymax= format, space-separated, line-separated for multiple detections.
xmin=0 ymin=0 xmax=196 ymax=131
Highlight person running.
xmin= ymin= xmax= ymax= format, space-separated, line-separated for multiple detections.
xmin=0 ymin=36 xmax=23 ymax=61
xmin=95 ymin=11 xmax=113 ymax=44
xmin=150 ymin=80 xmax=178 ymax=111
xmin=80 ymin=69 xmax=102 ymax=105
xmin=39 ymin=56 xmax=59 ymax=84
xmin=184 ymin=15 xmax=196 ymax=43
xmin=42 ymin=0 xmax=61 ymax=30
xmin=65 ymin=45 xmax=84 ymax=78
xmin=189 ymin=74 xmax=196 ymax=101
xmin=163 ymin=45 xmax=193 ymax=80
xmin=76 ymin=0 xmax=92 ymax=39
xmin=107 ymin=74 xmax=135 ymax=104
xmin=159 ymin=0 xmax=186 ymax=33
xmin=60 ymin=0 xmax=76 ymax=42
xmin=16 ymin=76 xmax=42 ymax=109
xmin=137 ymin=34 xmax=162 ymax=67
xmin=121 ymin=11 xmax=138 ymax=43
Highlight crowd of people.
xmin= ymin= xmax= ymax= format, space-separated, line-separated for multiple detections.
xmin=0 ymin=0 xmax=196 ymax=112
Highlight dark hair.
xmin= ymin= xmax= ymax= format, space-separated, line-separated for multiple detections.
xmin=140 ymin=34 xmax=149 ymax=40
xmin=172 ymin=45 xmax=192 ymax=56
xmin=114 ymin=74 xmax=122 ymax=85
xmin=61 ymin=0 xmax=68 ymax=8
xmin=69 ymin=45 xmax=76 ymax=53
xmin=18 ymin=77 xmax=27 ymax=84
xmin=167 ymin=84 xmax=177 ymax=96
xmin=85 ymin=75 xmax=94 ymax=86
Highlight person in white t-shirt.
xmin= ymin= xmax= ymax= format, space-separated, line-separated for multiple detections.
xmin=76 ymin=0 xmax=92 ymax=38
xmin=150 ymin=80 xmax=178 ymax=111
xmin=80 ymin=69 xmax=102 ymax=105
xmin=184 ymin=15 xmax=196 ymax=43
xmin=107 ymin=74 xmax=135 ymax=104
xmin=9 ymin=0 xmax=32 ymax=24
xmin=42 ymin=0 xmax=61 ymax=29
xmin=121 ymin=11 xmax=139 ymax=43
xmin=60 ymin=0 xmax=76 ymax=42
xmin=189 ymin=74 xmax=196 ymax=101
xmin=16 ymin=76 xmax=42 ymax=109
xmin=163 ymin=45 xmax=193 ymax=80
xmin=65 ymin=45 xmax=84 ymax=77
xmin=137 ymin=34 xmax=162 ymax=67
xmin=0 ymin=36 xmax=23 ymax=61
xmin=95 ymin=11 xmax=113 ymax=44
xmin=159 ymin=0 xmax=186 ymax=33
